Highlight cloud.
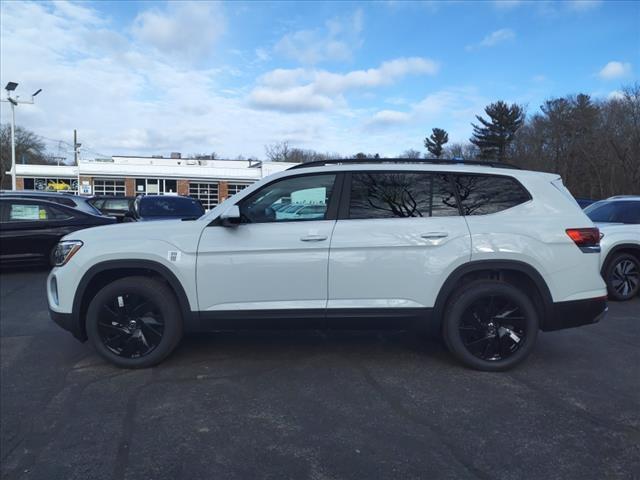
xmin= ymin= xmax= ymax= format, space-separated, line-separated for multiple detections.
xmin=365 ymin=87 xmax=488 ymax=135
xmin=567 ymin=0 xmax=602 ymax=11
xmin=0 ymin=1 xmax=332 ymax=158
xmin=274 ymin=10 xmax=364 ymax=64
xmin=365 ymin=110 xmax=411 ymax=129
xmin=249 ymin=86 xmax=338 ymax=113
xmin=492 ymin=1 xmax=522 ymax=10
xmin=608 ymin=90 xmax=624 ymax=100
xmin=249 ymin=57 xmax=439 ymax=112
xmin=598 ymin=61 xmax=632 ymax=80
xmin=255 ymin=48 xmax=270 ymax=62
xmin=132 ymin=1 xmax=226 ymax=63
xmin=466 ymin=28 xmax=515 ymax=51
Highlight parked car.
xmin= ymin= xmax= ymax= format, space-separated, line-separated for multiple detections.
xmin=584 ymin=196 xmax=640 ymax=301
xmin=48 ymin=159 xmax=607 ymax=371
xmin=89 ymin=196 xmax=135 ymax=222
xmin=0 ymin=197 xmax=116 ymax=266
xmin=0 ymin=190 xmax=104 ymax=216
xmin=122 ymin=195 xmax=205 ymax=222
xmin=275 ymin=203 xmax=326 ymax=220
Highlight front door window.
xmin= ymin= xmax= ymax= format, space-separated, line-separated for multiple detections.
xmin=238 ymin=174 xmax=336 ymax=224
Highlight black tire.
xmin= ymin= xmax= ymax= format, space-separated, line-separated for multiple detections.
xmin=86 ymin=276 xmax=183 ymax=368
xmin=442 ymin=280 xmax=539 ymax=372
xmin=604 ymin=253 xmax=640 ymax=301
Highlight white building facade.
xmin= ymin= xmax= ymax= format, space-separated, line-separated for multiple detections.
xmin=15 ymin=156 xmax=296 ymax=209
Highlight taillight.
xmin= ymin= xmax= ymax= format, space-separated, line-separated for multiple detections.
xmin=566 ymin=228 xmax=600 ymax=250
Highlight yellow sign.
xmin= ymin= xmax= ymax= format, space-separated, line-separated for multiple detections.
xmin=47 ymin=181 xmax=71 ymax=191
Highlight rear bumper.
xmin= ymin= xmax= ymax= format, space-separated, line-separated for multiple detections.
xmin=49 ymin=308 xmax=86 ymax=341
xmin=542 ymin=296 xmax=607 ymax=332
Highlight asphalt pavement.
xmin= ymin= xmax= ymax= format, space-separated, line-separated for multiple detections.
xmin=1 ymin=268 xmax=639 ymax=480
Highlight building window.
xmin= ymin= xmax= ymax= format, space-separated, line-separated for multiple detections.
xmin=93 ymin=179 xmax=126 ymax=196
xmin=189 ymin=182 xmax=219 ymax=210
xmin=227 ymin=183 xmax=251 ymax=198
xmin=135 ymin=178 xmax=178 ymax=195
xmin=21 ymin=177 xmax=77 ymax=193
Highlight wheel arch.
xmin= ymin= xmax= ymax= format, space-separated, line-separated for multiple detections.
xmin=601 ymin=243 xmax=640 ymax=275
xmin=71 ymin=260 xmax=195 ymax=341
xmin=433 ymin=260 xmax=554 ymax=330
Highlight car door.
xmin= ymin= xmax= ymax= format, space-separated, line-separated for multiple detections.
xmin=196 ymin=173 xmax=341 ymax=326
xmin=327 ymin=171 xmax=472 ymax=325
xmin=0 ymin=199 xmax=77 ymax=263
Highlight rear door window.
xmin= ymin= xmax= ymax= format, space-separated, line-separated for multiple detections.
xmin=454 ymin=174 xmax=531 ymax=215
xmin=348 ymin=172 xmax=459 ymax=219
xmin=5 ymin=202 xmax=73 ymax=222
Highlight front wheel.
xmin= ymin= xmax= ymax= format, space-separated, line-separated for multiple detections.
xmin=604 ymin=253 xmax=640 ymax=301
xmin=442 ymin=280 xmax=539 ymax=372
xmin=86 ymin=276 xmax=183 ymax=368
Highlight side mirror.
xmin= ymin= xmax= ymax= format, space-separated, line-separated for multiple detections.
xmin=220 ymin=205 xmax=241 ymax=227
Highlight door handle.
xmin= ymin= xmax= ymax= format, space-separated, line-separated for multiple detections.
xmin=421 ymin=232 xmax=449 ymax=239
xmin=300 ymin=235 xmax=328 ymax=242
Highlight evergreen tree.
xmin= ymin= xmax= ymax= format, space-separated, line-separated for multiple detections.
xmin=424 ymin=128 xmax=449 ymax=158
xmin=470 ymin=101 xmax=525 ymax=161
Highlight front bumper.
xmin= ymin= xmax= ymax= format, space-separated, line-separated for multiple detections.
xmin=49 ymin=308 xmax=86 ymax=341
xmin=542 ymin=296 xmax=608 ymax=331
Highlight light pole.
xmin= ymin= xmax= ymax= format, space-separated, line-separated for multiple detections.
xmin=1 ymin=82 xmax=42 ymax=190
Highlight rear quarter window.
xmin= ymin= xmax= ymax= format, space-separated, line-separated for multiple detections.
xmin=454 ymin=174 xmax=531 ymax=215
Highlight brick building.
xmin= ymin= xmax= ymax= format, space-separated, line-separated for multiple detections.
xmin=15 ymin=155 xmax=296 ymax=210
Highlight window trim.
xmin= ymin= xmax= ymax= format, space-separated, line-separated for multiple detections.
xmin=210 ymin=172 xmax=344 ymax=226
xmin=337 ymin=170 xmax=531 ymax=220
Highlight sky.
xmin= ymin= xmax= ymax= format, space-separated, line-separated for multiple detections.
xmin=0 ymin=0 xmax=638 ymax=160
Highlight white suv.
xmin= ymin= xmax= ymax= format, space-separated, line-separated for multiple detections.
xmin=47 ymin=160 xmax=607 ymax=371
xmin=584 ymin=196 xmax=640 ymax=301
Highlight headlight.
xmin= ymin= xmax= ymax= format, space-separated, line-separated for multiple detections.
xmin=52 ymin=240 xmax=83 ymax=266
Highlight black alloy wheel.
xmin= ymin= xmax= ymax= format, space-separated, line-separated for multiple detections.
xmin=442 ymin=280 xmax=539 ymax=371
xmin=606 ymin=253 xmax=640 ymax=301
xmin=458 ymin=295 xmax=527 ymax=361
xmin=86 ymin=276 xmax=183 ymax=368
xmin=97 ymin=293 xmax=164 ymax=359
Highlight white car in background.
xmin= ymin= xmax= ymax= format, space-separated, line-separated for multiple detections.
xmin=584 ymin=196 xmax=640 ymax=301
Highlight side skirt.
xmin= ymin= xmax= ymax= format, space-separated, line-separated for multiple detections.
xmin=194 ymin=308 xmax=435 ymax=332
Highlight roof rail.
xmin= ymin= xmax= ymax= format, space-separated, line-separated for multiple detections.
xmin=287 ymin=158 xmax=521 ymax=170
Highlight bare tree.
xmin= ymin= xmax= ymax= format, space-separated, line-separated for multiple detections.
xmin=398 ymin=149 xmax=422 ymax=159
xmin=264 ymin=141 xmax=292 ymax=162
xmin=0 ymin=124 xmax=51 ymax=189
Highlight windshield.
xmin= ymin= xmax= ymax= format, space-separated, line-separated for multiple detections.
xmin=584 ymin=200 xmax=640 ymax=224
xmin=139 ymin=197 xmax=205 ymax=217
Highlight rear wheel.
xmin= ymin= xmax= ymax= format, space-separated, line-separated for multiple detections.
xmin=604 ymin=253 xmax=640 ymax=301
xmin=442 ymin=280 xmax=539 ymax=371
xmin=86 ymin=276 xmax=183 ymax=368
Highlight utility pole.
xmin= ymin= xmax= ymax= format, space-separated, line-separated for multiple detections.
xmin=1 ymin=82 xmax=42 ymax=190
xmin=73 ymin=129 xmax=82 ymax=194
xmin=73 ymin=129 xmax=81 ymax=165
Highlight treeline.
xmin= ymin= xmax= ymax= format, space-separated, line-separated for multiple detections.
xmin=510 ymin=86 xmax=639 ymax=198
xmin=425 ymin=84 xmax=639 ymax=198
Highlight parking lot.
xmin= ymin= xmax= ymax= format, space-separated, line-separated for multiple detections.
xmin=0 ymin=268 xmax=638 ymax=480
